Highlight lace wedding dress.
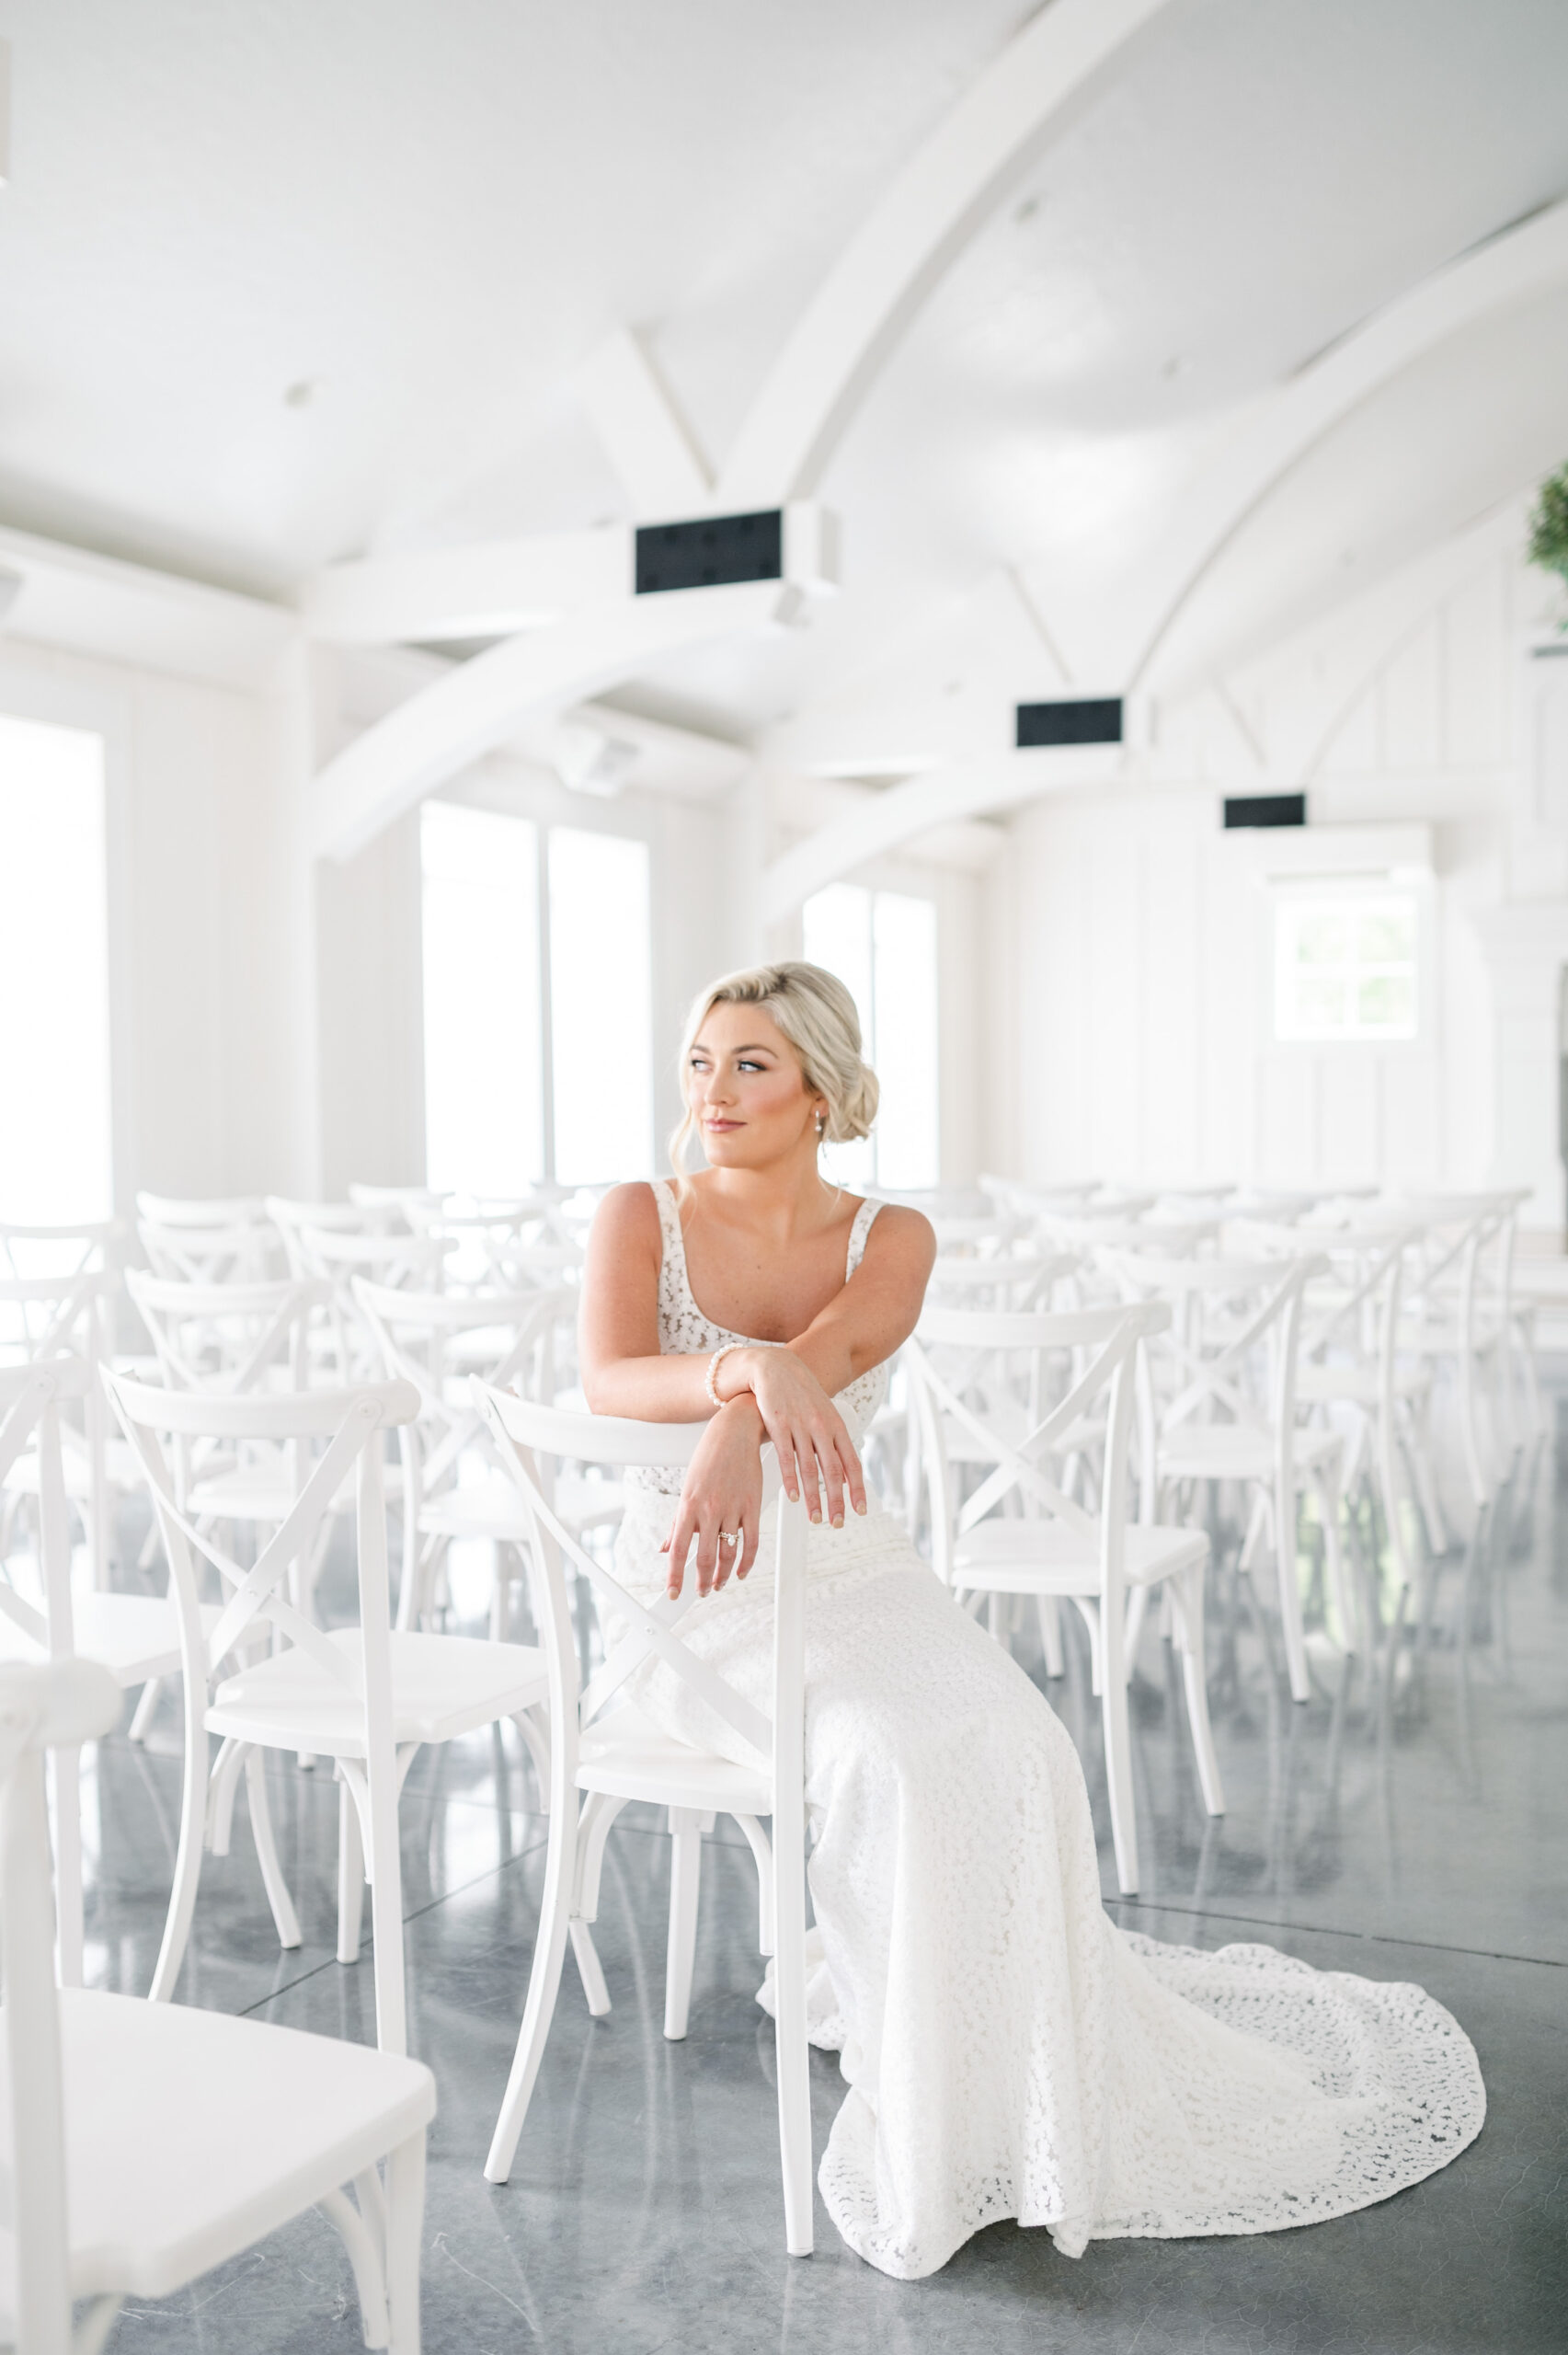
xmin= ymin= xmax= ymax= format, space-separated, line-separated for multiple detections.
xmin=613 ymin=1181 xmax=1484 ymax=2282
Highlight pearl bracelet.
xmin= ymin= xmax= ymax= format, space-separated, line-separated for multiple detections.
xmin=704 ymin=1340 xmax=747 ymax=1409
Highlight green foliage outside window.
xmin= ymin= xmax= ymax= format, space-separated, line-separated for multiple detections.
xmin=1528 ymin=462 xmax=1568 ymax=597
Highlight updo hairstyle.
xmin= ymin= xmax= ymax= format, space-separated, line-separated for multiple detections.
xmin=670 ymin=960 xmax=880 ymax=1181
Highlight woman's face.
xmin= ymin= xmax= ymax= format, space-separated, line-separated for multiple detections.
xmin=686 ymin=1001 xmax=825 ymax=1171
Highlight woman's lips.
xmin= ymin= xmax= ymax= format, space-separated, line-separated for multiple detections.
xmin=704 ymin=1120 xmax=742 ymax=1131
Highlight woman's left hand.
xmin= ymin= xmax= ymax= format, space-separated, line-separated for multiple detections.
xmin=661 ymin=1399 xmax=766 ymax=1600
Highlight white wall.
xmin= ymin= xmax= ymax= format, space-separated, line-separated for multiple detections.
xmin=0 ymin=632 xmax=301 ymax=1209
xmin=986 ymin=515 xmax=1568 ymax=1224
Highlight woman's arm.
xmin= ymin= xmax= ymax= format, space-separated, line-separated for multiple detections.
xmin=578 ymin=1182 xmax=716 ymax=1420
xmin=578 ymin=1186 xmax=933 ymax=1598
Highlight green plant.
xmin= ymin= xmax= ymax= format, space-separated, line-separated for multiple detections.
xmin=1528 ymin=462 xmax=1568 ymax=588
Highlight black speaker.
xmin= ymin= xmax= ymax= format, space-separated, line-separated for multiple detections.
xmin=635 ymin=511 xmax=784 ymax=595
xmin=1015 ymin=698 xmax=1123 ymax=747
xmin=1222 ymin=794 xmax=1306 ymax=829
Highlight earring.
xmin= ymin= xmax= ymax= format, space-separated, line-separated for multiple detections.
xmin=815 ymin=1112 xmax=826 ymax=1139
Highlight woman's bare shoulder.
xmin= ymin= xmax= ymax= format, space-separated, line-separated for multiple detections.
xmin=589 ymin=1181 xmax=664 ymax=1255
xmin=863 ymin=1201 xmax=937 ymax=1270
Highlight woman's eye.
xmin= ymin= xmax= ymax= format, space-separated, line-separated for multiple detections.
xmin=738 ymin=1060 xmax=763 ymax=1073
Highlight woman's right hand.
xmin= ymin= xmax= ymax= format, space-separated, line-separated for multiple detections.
xmin=720 ymin=1344 xmax=867 ymax=1529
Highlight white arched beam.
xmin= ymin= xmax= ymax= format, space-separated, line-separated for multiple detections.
xmin=760 ymin=746 xmax=1121 ymax=925
xmin=315 ymin=577 xmax=788 ymax=863
xmin=715 ymin=0 xmax=1174 ymax=508
xmin=1101 ymin=198 xmax=1568 ymax=693
xmin=576 ymin=327 xmax=714 ymax=519
xmin=773 ymin=203 xmax=1568 ymax=913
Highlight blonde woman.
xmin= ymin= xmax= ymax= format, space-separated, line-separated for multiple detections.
xmin=580 ymin=961 xmax=1482 ymax=2281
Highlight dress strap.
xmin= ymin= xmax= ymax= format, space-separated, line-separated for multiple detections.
xmin=846 ymin=1195 xmax=883 ymax=1281
xmin=649 ymin=1178 xmax=685 ymax=1282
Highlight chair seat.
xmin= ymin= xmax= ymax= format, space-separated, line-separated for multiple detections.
xmin=0 ymin=1989 xmax=433 ymax=2308
xmin=418 ymin=1473 xmax=625 ymax=1543
xmin=578 ymin=1701 xmax=771 ymax=1815
xmin=209 ymin=1628 xmax=548 ymax=1754
xmin=0 ymin=1593 xmax=220 ymax=1686
xmin=1160 ymin=1423 xmax=1341 ymax=1483
xmin=188 ymin=1462 xmax=354 ymax=1524
xmin=1397 ymin=1316 xmax=1504 ymax=1357
xmin=2 ymin=1437 xmax=140 ymax=1500
xmin=950 ymin=1519 xmax=1208 ymax=1596
xmin=1296 ymin=1362 xmax=1431 ymax=1405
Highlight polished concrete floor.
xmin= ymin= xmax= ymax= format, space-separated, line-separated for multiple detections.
xmin=70 ymin=1398 xmax=1568 ymax=2354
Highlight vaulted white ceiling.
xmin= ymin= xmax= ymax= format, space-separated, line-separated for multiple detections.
xmin=3 ymin=0 xmax=1567 ymax=743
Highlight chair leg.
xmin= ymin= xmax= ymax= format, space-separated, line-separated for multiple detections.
xmin=484 ymin=1790 xmax=579 ymax=2182
xmin=1314 ymin=1465 xmax=1355 ymax=1657
xmin=149 ymin=1689 xmax=211 ymax=2002
xmin=338 ymin=1773 xmax=366 ymax=1964
xmin=384 ymin=2130 xmax=428 ymax=2355
xmin=246 ymin=1748 xmax=302 ymax=1950
xmin=772 ymin=1822 xmax=813 ymax=2259
xmin=1172 ymin=1567 xmax=1225 ymax=1816
xmin=50 ymin=1743 xmax=85 ymax=1988
xmin=1458 ymin=1350 xmax=1490 ymax=1509
xmin=568 ymin=1918 xmax=611 ymax=2016
xmin=513 ymin=1706 xmax=551 ymax=1815
xmin=126 ymin=1678 xmax=161 ymax=1744
xmin=663 ymin=1809 xmax=704 ymax=2041
xmin=1407 ymin=1400 xmax=1449 ymax=1555
xmin=1035 ymin=1593 xmax=1065 ymax=1677
xmin=1122 ymin=1584 xmax=1150 ymax=1686
xmin=1100 ymin=1648 xmax=1139 ymax=1895
xmin=1275 ymin=1475 xmax=1310 ymax=1705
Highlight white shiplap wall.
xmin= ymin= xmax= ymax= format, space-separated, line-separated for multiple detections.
xmin=988 ymin=514 xmax=1568 ymax=1221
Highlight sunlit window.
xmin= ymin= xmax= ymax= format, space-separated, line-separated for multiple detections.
xmin=802 ymin=881 xmax=940 ymax=1189
xmin=549 ymin=827 xmax=653 ymax=1185
xmin=421 ymin=804 xmax=654 ymax=1191
xmin=420 ymin=803 xmax=543 ymax=1193
xmin=0 ymin=713 xmax=113 ymax=1221
xmin=1274 ymin=892 xmax=1418 ymax=1042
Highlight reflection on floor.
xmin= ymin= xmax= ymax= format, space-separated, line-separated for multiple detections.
xmin=80 ymin=1392 xmax=1568 ymax=2354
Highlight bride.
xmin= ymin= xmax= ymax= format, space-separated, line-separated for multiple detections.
xmin=578 ymin=959 xmax=1483 ymax=2282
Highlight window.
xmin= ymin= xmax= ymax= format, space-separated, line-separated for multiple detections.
xmin=420 ymin=803 xmax=543 ymax=1195
xmin=0 ymin=713 xmax=113 ymax=1221
xmin=802 ymin=881 xmax=940 ymax=1189
xmin=1274 ymin=892 xmax=1418 ymax=1043
xmin=548 ymin=827 xmax=653 ymax=1186
xmin=420 ymin=802 xmax=654 ymax=1191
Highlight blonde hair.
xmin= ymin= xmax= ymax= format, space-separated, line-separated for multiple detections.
xmin=670 ymin=961 xmax=879 ymax=1183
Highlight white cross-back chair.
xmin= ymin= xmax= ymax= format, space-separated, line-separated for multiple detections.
xmin=0 ymin=1361 xmax=220 ymax=1982
xmin=0 ymin=1269 xmax=130 ymax=1591
xmin=135 ymin=1195 xmax=281 ymax=1285
xmin=349 ymin=1183 xmax=452 ymax=1228
xmin=473 ymin=1384 xmax=816 ymax=2257
xmin=1372 ymin=1192 xmax=1526 ymax=1512
xmin=100 ymin=1369 xmax=550 ymax=2049
xmin=0 ymin=1654 xmax=435 ymax=2355
xmin=122 ymin=1271 xmax=339 ymax=1738
xmin=354 ymin=1276 xmax=610 ymax=1654
xmin=262 ymin=1195 xmax=370 ymax=1276
xmin=1231 ymin=1217 xmax=1436 ymax=1639
xmin=905 ymin=1302 xmax=1221 ymax=1894
xmin=295 ymin=1227 xmax=452 ymax=1384
xmin=1107 ymin=1252 xmax=1349 ymax=1706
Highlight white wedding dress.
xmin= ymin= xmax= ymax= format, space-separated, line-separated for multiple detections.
xmin=613 ymin=1182 xmax=1484 ymax=2281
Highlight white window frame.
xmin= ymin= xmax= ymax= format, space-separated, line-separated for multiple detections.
xmin=801 ymin=873 xmax=943 ymax=1192
xmin=1271 ymin=879 xmax=1423 ymax=1047
xmin=0 ymin=664 xmax=133 ymax=1217
xmin=420 ymin=783 xmax=657 ymax=1186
